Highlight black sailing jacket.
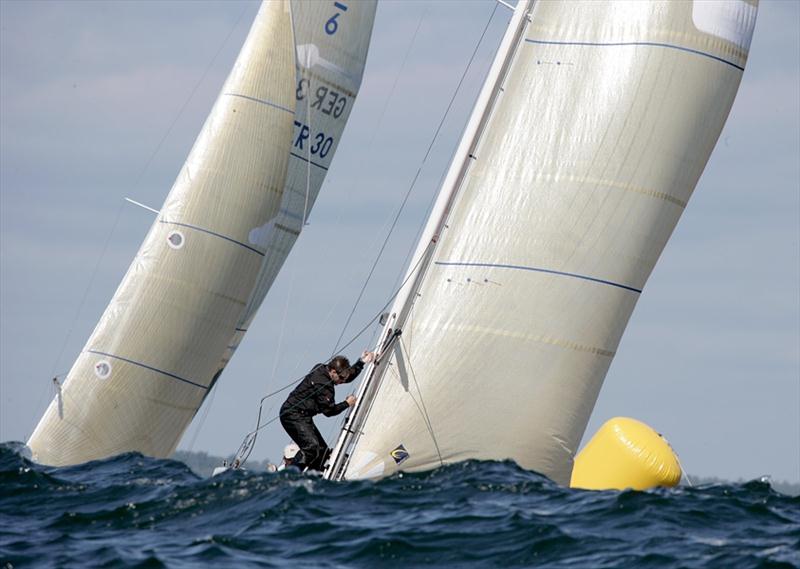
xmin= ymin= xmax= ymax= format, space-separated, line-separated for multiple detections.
xmin=280 ymin=360 xmax=365 ymax=418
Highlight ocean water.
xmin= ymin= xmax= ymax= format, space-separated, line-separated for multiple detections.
xmin=1 ymin=443 xmax=797 ymax=568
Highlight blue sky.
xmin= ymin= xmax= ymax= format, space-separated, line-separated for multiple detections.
xmin=1 ymin=0 xmax=798 ymax=483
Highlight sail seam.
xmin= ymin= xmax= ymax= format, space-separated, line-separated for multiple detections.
xmin=434 ymin=261 xmax=642 ymax=292
xmin=159 ymin=220 xmax=265 ymax=256
xmin=223 ymin=92 xmax=294 ymax=114
xmin=427 ymin=323 xmax=616 ymax=357
xmin=86 ymin=350 xmax=208 ymax=390
xmin=525 ymin=39 xmax=744 ymax=71
xmin=537 ymin=173 xmax=688 ymax=208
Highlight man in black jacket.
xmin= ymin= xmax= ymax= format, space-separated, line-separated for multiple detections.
xmin=279 ymin=351 xmax=374 ymax=472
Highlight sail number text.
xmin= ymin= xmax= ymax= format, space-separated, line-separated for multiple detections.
xmin=293 ymin=120 xmax=335 ymax=159
xmin=296 ymin=79 xmax=348 ymax=119
xmin=325 ymin=2 xmax=348 ymax=35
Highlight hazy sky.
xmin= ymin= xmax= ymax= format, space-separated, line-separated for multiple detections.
xmin=1 ymin=0 xmax=798 ymax=483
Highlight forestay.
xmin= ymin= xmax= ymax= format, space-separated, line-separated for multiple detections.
xmin=29 ymin=1 xmax=297 ymax=466
xmin=331 ymin=0 xmax=757 ymax=485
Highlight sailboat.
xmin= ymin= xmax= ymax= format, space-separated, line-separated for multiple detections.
xmin=325 ymin=0 xmax=758 ymax=485
xmin=27 ymin=0 xmax=376 ymax=466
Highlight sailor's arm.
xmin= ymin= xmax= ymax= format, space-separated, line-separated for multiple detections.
xmin=320 ymin=394 xmax=357 ymax=417
xmin=342 ymin=351 xmax=375 ymax=384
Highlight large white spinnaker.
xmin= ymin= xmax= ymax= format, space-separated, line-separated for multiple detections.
xmin=328 ymin=0 xmax=757 ymax=485
xmin=221 ymin=0 xmax=377 ymax=369
xmin=28 ymin=1 xmax=297 ymax=466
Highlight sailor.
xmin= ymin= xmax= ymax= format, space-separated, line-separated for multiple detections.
xmin=276 ymin=442 xmax=301 ymax=471
xmin=279 ymin=351 xmax=374 ymax=472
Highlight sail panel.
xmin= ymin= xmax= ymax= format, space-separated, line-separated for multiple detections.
xmin=344 ymin=0 xmax=757 ymax=484
xmin=28 ymin=0 xmax=297 ymax=465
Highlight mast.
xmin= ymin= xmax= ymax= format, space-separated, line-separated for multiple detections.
xmin=325 ymin=0 xmax=535 ymax=481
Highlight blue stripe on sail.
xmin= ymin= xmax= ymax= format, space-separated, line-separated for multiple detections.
xmin=525 ymin=39 xmax=745 ymax=71
xmin=160 ymin=220 xmax=265 ymax=257
xmin=87 ymin=350 xmax=208 ymax=390
xmin=289 ymin=151 xmax=329 ymax=171
xmin=434 ymin=261 xmax=642 ymax=293
xmin=223 ymin=92 xmax=294 ymax=114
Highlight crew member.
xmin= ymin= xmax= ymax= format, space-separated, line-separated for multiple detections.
xmin=279 ymin=351 xmax=374 ymax=471
xmin=276 ymin=442 xmax=301 ymax=471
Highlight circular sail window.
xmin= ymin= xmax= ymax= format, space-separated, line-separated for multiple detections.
xmin=167 ymin=230 xmax=185 ymax=249
xmin=94 ymin=360 xmax=112 ymax=380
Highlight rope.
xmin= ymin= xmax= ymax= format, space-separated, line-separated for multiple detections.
xmin=400 ymin=336 xmax=444 ymax=467
xmin=185 ymin=381 xmax=219 ymax=452
xmin=232 ymin=241 xmax=434 ymax=466
xmin=660 ymin=432 xmax=694 ymax=487
xmin=332 ymin=1 xmax=500 ymax=354
xmin=302 ymin=68 xmax=312 ymax=226
xmin=326 ymin=5 xmax=430 ymax=354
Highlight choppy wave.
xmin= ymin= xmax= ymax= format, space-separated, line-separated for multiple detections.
xmin=1 ymin=442 xmax=797 ymax=568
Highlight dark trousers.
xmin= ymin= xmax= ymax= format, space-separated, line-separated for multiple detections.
xmin=280 ymin=413 xmax=329 ymax=471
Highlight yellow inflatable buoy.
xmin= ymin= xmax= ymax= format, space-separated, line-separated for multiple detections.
xmin=570 ymin=417 xmax=682 ymax=491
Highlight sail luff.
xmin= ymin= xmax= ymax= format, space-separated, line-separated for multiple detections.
xmin=325 ymin=0 xmax=536 ymax=481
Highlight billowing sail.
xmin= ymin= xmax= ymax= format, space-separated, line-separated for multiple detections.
xmin=334 ymin=0 xmax=757 ymax=484
xmin=221 ymin=0 xmax=377 ymax=370
xmin=28 ymin=1 xmax=297 ymax=466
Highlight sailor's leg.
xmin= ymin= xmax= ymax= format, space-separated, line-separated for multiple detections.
xmin=280 ymin=413 xmax=325 ymax=469
xmin=307 ymin=423 xmax=330 ymax=471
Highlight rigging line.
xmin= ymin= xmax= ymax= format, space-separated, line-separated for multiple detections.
xmin=235 ymin=261 xmax=297 ymax=467
xmin=392 ymin=2 xmax=504 ymax=295
xmin=261 ymin=257 xmax=298 ymax=422
xmin=44 ymin=3 xmax=251 ymax=395
xmin=186 ymin=382 xmax=219 ymax=452
xmin=326 ymin=5 xmax=430 ymax=355
xmin=331 ymin=2 xmax=500 ymax=354
xmin=45 ymin=201 xmax=126 ymax=382
xmin=135 ymin=2 xmax=252 ymax=189
xmin=363 ymin=4 xmax=431 ymax=155
xmin=303 ymin=67 xmax=313 ymax=226
xmin=233 ymin=241 xmax=436 ymax=460
xmin=332 ymin=239 xmax=433 ymax=357
xmin=235 ymin=368 xmax=347 ymax=465
xmin=400 ymin=336 xmax=444 ymax=467
xmin=660 ymin=432 xmax=693 ymax=487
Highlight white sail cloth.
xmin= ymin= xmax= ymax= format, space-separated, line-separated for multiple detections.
xmin=342 ymin=0 xmax=757 ymax=484
xmin=28 ymin=1 xmax=297 ymax=466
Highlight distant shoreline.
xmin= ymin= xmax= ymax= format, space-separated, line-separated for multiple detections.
xmin=172 ymin=449 xmax=800 ymax=495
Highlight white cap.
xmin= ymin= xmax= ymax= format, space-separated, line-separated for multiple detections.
xmin=283 ymin=442 xmax=300 ymax=459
